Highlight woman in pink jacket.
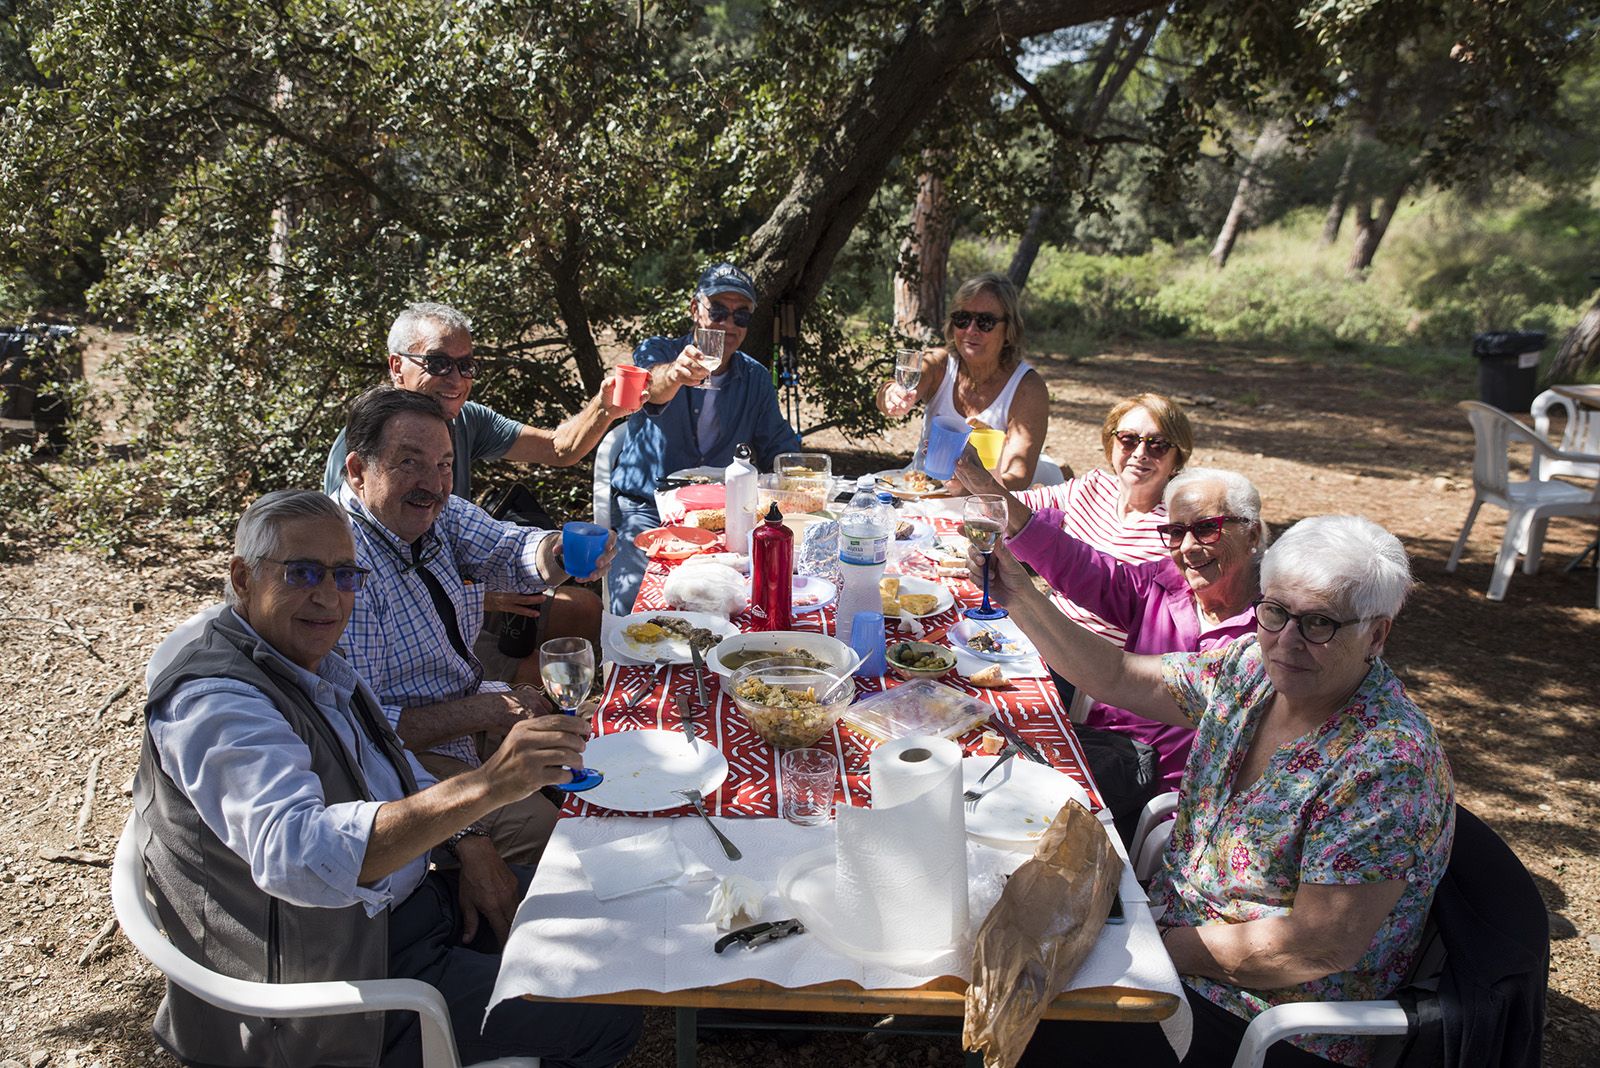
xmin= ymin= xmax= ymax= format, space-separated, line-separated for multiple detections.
xmin=955 ymin=457 xmax=1266 ymax=836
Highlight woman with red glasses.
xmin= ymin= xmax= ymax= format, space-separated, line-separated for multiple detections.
xmin=875 ymin=272 xmax=1049 ymax=488
xmin=954 ymin=457 xmax=1265 ymax=840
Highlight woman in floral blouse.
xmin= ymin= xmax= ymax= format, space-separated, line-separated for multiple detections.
xmin=993 ymin=514 xmax=1455 ymax=1068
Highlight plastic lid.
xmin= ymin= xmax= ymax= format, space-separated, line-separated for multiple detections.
xmin=734 ymin=443 xmax=753 ymax=461
xmin=875 ymin=491 xmax=895 ymax=503
xmin=856 ymin=475 xmax=875 ymax=489
xmin=765 ymin=502 xmax=783 ymax=522
xmin=841 ymin=679 xmax=992 ymax=742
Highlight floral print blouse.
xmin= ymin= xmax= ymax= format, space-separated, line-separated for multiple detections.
xmin=1152 ymin=637 xmax=1455 ymax=1067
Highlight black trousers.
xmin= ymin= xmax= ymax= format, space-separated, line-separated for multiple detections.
xmin=382 ymin=869 xmax=643 ymax=1068
xmin=1020 ymin=984 xmax=1336 ymax=1068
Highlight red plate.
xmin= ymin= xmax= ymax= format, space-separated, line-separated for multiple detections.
xmin=676 ymin=484 xmax=727 ymax=511
xmin=633 ymin=525 xmax=717 ymax=559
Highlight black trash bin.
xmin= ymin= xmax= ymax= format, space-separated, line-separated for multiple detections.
xmin=1471 ymin=331 xmax=1546 ymax=412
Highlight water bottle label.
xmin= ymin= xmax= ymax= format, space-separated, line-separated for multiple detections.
xmin=840 ymin=531 xmax=888 ymax=566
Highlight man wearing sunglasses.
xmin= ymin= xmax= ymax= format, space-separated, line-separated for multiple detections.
xmin=323 ymin=301 xmax=622 ymax=681
xmin=335 ymin=387 xmax=619 ymax=870
xmin=138 ymin=489 xmax=641 ymax=1068
xmin=607 ymin=262 xmax=801 ymax=613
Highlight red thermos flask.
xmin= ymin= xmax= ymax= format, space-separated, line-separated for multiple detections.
xmin=749 ymin=503 xmax=793 ymax=631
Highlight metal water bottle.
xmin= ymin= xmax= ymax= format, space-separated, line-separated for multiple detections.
xmin=749 ymin=503 xmax=793 ymax=632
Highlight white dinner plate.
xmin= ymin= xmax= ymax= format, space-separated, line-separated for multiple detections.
xmin=961 ymin=757 xmax=1090 ymax=848
xmin=706 ymin=630 xmax=854 ymax=679
xmin=666 ymin=466 xmax=724 ymax=483
xmin=577 ymin=730 xmax=729 ymax=813
xmin=872 ymin=468 xmax=947 ymax=500
xmin=888 ymin=575 xmax=956 ymax=619
xmin=600 ymin=611 xmax=739 ymax=667
xmin=787 ymin=574 xmax=837 ymax=615
xmin=950 ymin=617 xmax=1035 ymax=661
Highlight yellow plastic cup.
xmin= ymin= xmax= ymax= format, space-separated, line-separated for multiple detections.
xmin=970 ymin=428 xmax=1005 ymax=469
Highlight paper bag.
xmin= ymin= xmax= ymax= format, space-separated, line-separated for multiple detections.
xmin=962 ymin=800 xmax=1122 ymax=1068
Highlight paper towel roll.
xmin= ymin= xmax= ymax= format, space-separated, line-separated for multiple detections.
xmin=832 ymin=735 xmax=969 ymax=955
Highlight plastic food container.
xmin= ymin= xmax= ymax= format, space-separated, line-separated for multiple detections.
xmin=728 ymin=659 xmax=852 ymax=749
xmin=842 ymin=679 xmax=991 ymax=742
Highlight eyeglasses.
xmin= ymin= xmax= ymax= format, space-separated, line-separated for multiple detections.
xmin=395 ymin=351 xmax=479 ymax=379
xmin=949 ymin=310 xmax=1006 ymax=333
xmin=1253 ymin=598 xmax=1366 ymax=645
xmin=1155 ymin=514 xmax=1247 ymax=549
xmin=1112 ymin=430 xmax=1174 ymax=458
xmin=702 ymin=301 xmax=754 ymax=328
xmin=262 ymin=558 xmax=371 ymax=592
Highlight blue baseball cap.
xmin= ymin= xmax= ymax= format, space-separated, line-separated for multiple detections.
xmin=695 ymin=262 xmax=758 ymax=305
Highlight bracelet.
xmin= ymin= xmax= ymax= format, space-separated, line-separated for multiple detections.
xmin=443 ymin=823 xmax=490 ymax=855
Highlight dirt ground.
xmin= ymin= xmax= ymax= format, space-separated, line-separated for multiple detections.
xmin=1 ymin=338 xmax=1596 ymax=1068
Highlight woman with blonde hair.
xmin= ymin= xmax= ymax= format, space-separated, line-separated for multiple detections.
xmin=876 ymin=272 xmax=1049 ymax=488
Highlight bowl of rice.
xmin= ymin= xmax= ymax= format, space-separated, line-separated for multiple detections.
xmin=727 ymin=658 xmax=852 ymax=748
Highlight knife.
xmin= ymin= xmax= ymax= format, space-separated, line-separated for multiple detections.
xmin=688 ymin=643 xmax=709 ymax=707
xmin=672 ymin=694 xmax=697 ymax=747
xmin=989 ymin=718 xmax=1048 ymax=765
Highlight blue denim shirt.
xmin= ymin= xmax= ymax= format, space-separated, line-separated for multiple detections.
xmin=609 ymin=333 xmax=801 ymax=501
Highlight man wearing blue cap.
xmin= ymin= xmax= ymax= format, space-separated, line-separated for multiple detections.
xmin=607 ymin=263 xmax=800 ymax=613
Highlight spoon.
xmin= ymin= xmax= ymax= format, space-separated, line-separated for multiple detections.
xmin=818 ymin=650 xmax=866 ymax=704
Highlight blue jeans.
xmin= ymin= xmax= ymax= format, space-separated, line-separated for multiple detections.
xmin=384 ymin=870 xmax=643 ymax=1068
xmin=608 ymin=492 xmax=661 ymax=615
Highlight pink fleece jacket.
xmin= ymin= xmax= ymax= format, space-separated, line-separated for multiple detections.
xmin=1006 ymin=507 xmax=1256 ymax=793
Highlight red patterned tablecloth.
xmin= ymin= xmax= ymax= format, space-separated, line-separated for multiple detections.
xmin=568 ymin=528 xmax=1102 ymax=819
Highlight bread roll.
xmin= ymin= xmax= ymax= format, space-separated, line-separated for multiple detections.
xmin=968 ymin=665 xmax=1009 ymax=689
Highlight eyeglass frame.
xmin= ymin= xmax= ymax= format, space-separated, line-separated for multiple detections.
xmin=699 ymin=299 xmax=754 ymax=328
xmin=949 ymin=310 xmax=1007 ymax=333
xmin=1154 ymin=514 xmax=1249 ymax=549
xmin=393 ymin=350 xmax=479 ymax=379
xmin=260 ymin=557 xmax=372 ymax=592
xmin=1252 ymin=597 xmax=1370 ymax=645
xmin=1112 ymin=430 xmax=1175 ymax=458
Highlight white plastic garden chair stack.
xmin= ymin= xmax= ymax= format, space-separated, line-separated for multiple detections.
xmin=1530 ymin=388 xmax=1600 ymax=482
xmin=1445 ymin=400 xmax=1600 ymax=605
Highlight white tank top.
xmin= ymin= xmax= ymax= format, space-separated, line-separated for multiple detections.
xmin=922 ymin=353 xmax=1034 ymax=441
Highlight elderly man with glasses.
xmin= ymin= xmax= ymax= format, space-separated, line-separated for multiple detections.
xmin=324 ymin=301 xmax=628 ymax=684
xmin=606 ymin=262 xmax=801 ymax=613
xmin=136 ymin=488 xmax=640 ymax=1068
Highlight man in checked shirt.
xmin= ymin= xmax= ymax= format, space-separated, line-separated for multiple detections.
xmin=334 ymin=386 xmax=618 ymax=865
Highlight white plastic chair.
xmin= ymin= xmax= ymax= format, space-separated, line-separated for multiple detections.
xmin=111 ymin=813 xmax=537 ymax=1068
xmin=1128 ymin=791 xmax=1180 ymax=884
xmin=1531 ymin=389 xmax=1600 ymax=481
xmin=1445 ymin=401 xmax=1600 ymax=605
xmin=1229 ymin=1002 xmax=1413 ymax=1068
xmin=1032 ymin=452 xmax=1067 ymax=488
xmin=590 ymin=424 xmax=627 ymax=528
xmin=145 ymin=603 xmax=226 ymax=690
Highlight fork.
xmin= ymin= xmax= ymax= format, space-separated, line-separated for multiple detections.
xmin=963 ymin=745 xmax=1019 ymax=807
xmin=621 ymin=657 xmax=672 ymax=708
xmin=674 ymin=788 xmax=742 ymax=861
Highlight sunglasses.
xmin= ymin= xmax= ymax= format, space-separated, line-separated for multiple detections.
xmin=396 ymin=351 xmax=478 ymax=379
xmin=702 ymin=302 xmax=754 ymax=328
xmin=1112 ymin=430 xmax=1174 ymax=458
xmin=1155 ymin=514 xmax=1247 ymax=549
xmin=949 ymin=310 xmax=1006 ymax=333
xmin=263 ymin=557 xmax=371 ymax=592
xmin=1253 ymin=597 xmax=1365 ymax=645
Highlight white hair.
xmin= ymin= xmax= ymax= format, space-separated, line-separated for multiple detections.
xmin=228 ymin=490 xmax=347 ymax=606
xmin=1260 ymin=514 xmax=1412 ymax=620
xmin=387 ymin=302 xmax=472 ymax=354
xmin=1164 ymin=467 xmax=1270 ymax=546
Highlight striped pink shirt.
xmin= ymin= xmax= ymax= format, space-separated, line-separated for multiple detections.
xmin=1016 ymin=467 xmax=1169 ymax=645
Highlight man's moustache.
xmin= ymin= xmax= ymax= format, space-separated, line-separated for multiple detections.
xmin=404 ymin=491 xmax=444 ymax=508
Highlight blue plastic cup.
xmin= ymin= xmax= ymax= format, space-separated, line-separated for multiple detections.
xmin=849 ymin=610 xmax=887 ymax=676
xmin=921 ymin=416 xmax=973 ymax=481
xmin=561 ymin=521 xmax=610 ymax=578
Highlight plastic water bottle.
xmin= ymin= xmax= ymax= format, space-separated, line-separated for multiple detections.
xmin=835 ymin=475 xmax=891 ymax=645
xmin=723 ymin=443 xmax=758 ymax=556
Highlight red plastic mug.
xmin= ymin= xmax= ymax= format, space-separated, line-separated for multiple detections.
xmin=611 ymin=365 xmax=650 ymax=410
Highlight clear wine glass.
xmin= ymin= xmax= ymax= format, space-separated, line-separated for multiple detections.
xmin=691 ymin=327 xmax=726 ymax=388
xmin=539 ymin=636 xmax=603 ymax=792
xmin=893 ymin=348 xmax=922 ymax=392
xmin=962 ymin=494 xmax=1008 ymax=621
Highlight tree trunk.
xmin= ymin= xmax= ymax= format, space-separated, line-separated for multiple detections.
xmin=893 ymin=160 xmax=953 ymax=341
xmin=1347 ymin=173 xmax=1410 ymax=275
xmin=1320 ymin=144 xmax=1356 ymax=246
xmin=740 ymin=0 xmax=1160 ymax=360
xmin=1008 ymin=205 xmax=1049 ymax=290
xmin=1209 ymin=120 xmax=1289 ymax=268
xmin=1547 ymin=298 xmax=1600 ymax=383
xmin=540 ymin=213 xmax=605 ymax=398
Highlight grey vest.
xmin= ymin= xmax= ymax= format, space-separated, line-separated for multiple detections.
xmin=134 ymin=609 xmax=419 ymax=1068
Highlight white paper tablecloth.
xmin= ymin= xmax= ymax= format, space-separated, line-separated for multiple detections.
xmin=489 ymin=816 xmax=1190 ymax=1053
